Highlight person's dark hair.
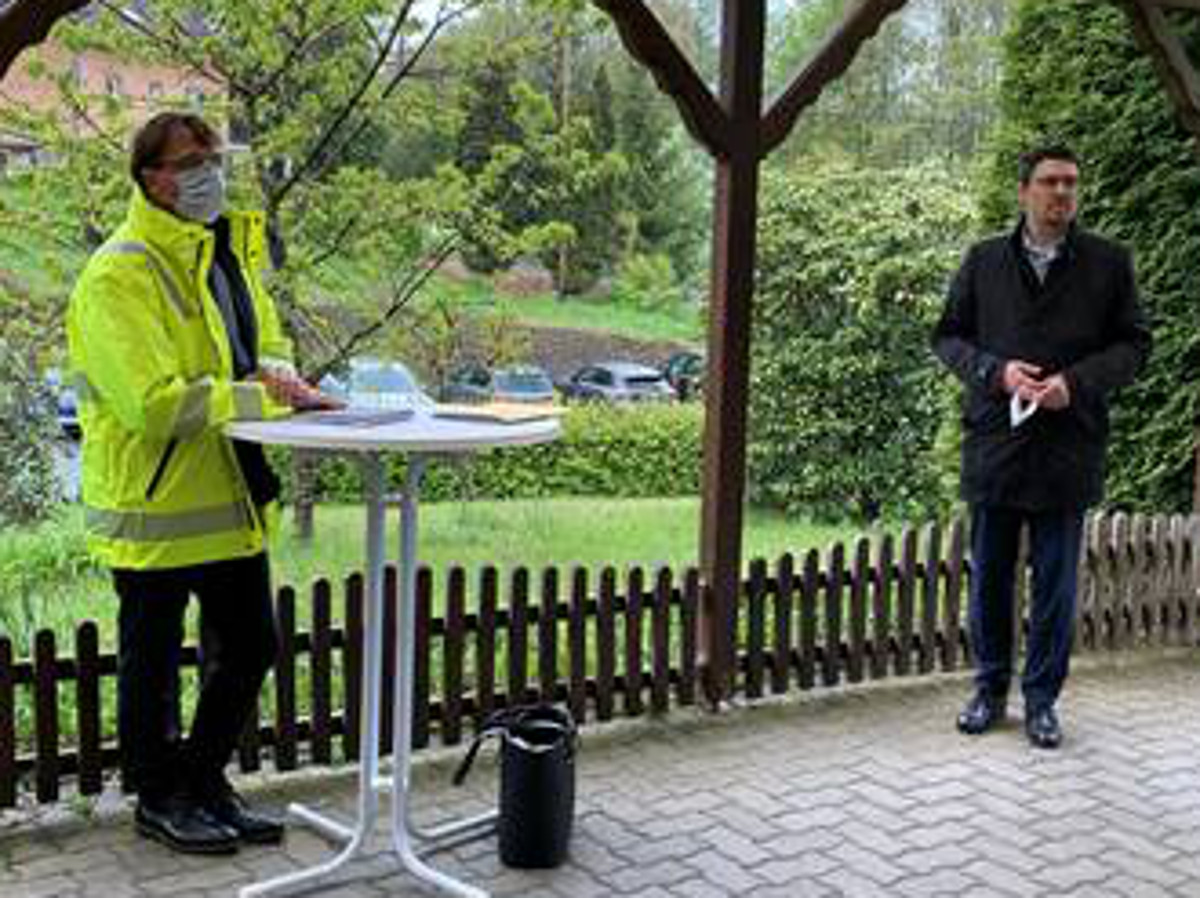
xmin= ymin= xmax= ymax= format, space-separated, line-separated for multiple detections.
xmin=1018 ymin=145 xmax=1079 ymax=185
xmin=130 ymin=112 xmax=219 ymax=191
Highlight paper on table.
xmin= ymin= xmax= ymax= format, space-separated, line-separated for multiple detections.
xmin=433 ymin=402 xmax=566 ymax=424
xmin=1010 ymin=393 xmax=1039 ymax=428
xmin=295 ymin=408 xmax=415 ymax=427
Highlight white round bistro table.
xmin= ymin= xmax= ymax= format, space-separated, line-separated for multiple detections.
xmin=229 ymin=409 xmax=561 ymax=898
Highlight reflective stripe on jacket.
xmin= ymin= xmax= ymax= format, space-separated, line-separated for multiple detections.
xmin=67 ymin=188 xmax=292 ymax=570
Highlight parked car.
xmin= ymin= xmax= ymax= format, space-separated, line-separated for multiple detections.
xmin=560 ymin=361 xmax=676 ymax=404
xmin=443 ymin=363 xmax=556 ymax=404
xmin=661 ymin=350 xmax=704 ymax=400
xmin=318 ymin=358 xmax=433 ymax=411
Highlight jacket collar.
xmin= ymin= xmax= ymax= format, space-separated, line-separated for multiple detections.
xmin=1009 ymin=214 xmax=1078 ymax=262
xmin=125 ymin=186 xmax=214 ymax=258
xmin=125 ymin=188 xmax=256 ymax=260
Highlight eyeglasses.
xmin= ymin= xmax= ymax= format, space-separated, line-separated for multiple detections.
xmin=152 ymin=150 xmax=223 ymax=174
xmin=1033 ymin=175 xmax=1078 ymax=192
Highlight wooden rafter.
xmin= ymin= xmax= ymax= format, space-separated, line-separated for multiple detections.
xmin=0 ymin=0 xmax=90 ymax=83
xmin=762 ymin=0 xmax=911 ymax=156
xmin=590 ymin=0 xmax=729 ymax=158
xmin=1120 ymin=0 xmax=1200 ymax=145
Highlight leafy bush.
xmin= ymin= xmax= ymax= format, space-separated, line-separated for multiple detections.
xmin=749 ymin=163 xmax=976 ymax=524
xmin=981 ymin=0 xmax=1200 ymax=512
xmin=610 ymin=253 xmax=685 ymax=312
xmin=272 ymin=403 xmax=703 ymax=503
xmin=0 ymin=339 xmax=63 ymax=529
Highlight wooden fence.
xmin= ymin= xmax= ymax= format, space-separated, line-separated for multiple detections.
xmin=1 ymin=512 xmax=1197 ymax=809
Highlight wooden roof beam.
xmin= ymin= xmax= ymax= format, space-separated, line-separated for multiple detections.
xmin=1120 ymin=0 xmax=1200 ymax=145
xmin=0 ymin=0 xmax=90 ymax=82
xmin=590 ymin=0 xmax=730 ymax=159
xmin=761 ymin=0 xmax=911 ymax=157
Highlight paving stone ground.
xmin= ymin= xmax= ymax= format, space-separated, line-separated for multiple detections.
xmin=4 ymin=652 xmax=1200 ymax=897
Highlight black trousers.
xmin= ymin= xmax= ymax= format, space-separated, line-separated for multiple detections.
xmin=968 ymin=505 xmax=1085 ymax=712
xmin=112 ymin=553 xmax=278 ymax=804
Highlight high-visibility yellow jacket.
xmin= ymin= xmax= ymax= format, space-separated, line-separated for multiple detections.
xmin=67 ymin=188 xmax=292 ymax=570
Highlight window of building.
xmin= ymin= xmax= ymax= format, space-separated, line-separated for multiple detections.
xmin=105 ymin=72 xmax=124 ymax=97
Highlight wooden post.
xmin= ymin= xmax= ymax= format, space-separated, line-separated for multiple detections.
xmin=699 ymin=0 xmax=766 ymax=706
xmin=1194 ymin=440 xmax=1199 ymax=513
xmin=0 ymin=0 xmax=90 ymax=82
xmin=592 ymin=0 xmax=913 ymax=707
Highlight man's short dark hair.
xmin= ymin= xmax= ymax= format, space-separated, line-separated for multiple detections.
xmin=130 ymin=112 xmax=219 ymax=191
xmin=1018 ymin=145 xmax=1079 ymax=185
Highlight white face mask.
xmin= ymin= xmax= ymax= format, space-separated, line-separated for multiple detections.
xmin=174 ymin=160 xmax=226 ymax=224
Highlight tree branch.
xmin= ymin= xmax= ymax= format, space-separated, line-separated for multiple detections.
xmin=590 ymin=0 xmax=729 ymax=158
xmin=245 ymin=16 xmax=355 ymax=105
xmin=56 ymin=83 xmax=127 ymax=153
xmin=312 ymin=232 xmax=460 ymax=381
xmin=761 ymin=0 xmax=911 ymax=157
xmin=318 ymin=0 xmax=483 ymax=176
xmin=308 ymin=216 xmax=362 ymax=270
xmin=273 ymin=0 xmax=418 ymax=206
xmin=0 ymin=0 xmax=90 ymax=83
xmin=95 ymin=0 xmax=237 ymax=94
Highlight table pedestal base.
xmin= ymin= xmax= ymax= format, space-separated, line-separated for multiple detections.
xmin=238 ymin=796 xmax=495 ymax=898
xmin=239 ymin=456 xmax=493 ymax=898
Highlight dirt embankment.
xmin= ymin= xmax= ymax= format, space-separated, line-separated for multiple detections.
xmin=440 ymin=257 xmax=698 ymax=378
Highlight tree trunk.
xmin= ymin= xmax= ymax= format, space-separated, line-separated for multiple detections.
xmin=555 ymin=24 xmax=572 ymax=299
xmin=293 ymin=450 xmax=316 ymax=542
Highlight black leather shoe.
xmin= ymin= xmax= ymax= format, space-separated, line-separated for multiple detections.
xmin=956 ymin=691 xmax=1007 ymax=735
xmin=136 ymin=797 xmax=239 ymax=855
xmin=1025 ymin=706 xmax=1063 ymax=750
xmin=204 ymin=789 xmax=285 ymax=845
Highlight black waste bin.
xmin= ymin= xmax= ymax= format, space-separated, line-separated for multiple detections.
xmin=454 ymin=704 xmax=577 ymax=869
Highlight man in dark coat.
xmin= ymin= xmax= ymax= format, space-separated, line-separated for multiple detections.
xmin=932 ymin=145 xmax=1151 ymax=749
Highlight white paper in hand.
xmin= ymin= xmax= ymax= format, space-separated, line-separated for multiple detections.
xmin=1010 ymin=393 xmax=1039 ymax=428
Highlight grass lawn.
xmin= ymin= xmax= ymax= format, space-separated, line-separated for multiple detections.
xmin=429 ymin=275 xmax=704 ymax=346
xmin=1 ymin=497 xmax=866 ymax=654
xmin=273 ymin=497 xmax=859 ymax=588
xmin=497 ymin=292 xmax=703 ymax=345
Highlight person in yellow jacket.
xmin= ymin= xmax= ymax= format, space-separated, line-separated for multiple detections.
xmin=68 ymin=112 xmax=329 ymax=854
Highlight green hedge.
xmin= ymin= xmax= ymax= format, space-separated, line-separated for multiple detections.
xmin=748 ymin=163 xmax=973 ymax=524
xmin=272 ymin=403 xmax=703 ymax=503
